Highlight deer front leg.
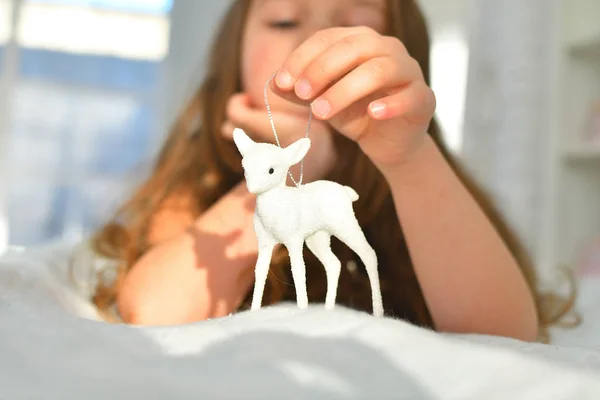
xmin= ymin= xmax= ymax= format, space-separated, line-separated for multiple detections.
xmin=286 ymin=240 xmax=308 ymax=309
xmin=251 ymin=219 xmax=276 ymax=311
xmin=306 ymin=231 xmax=340 ymax=310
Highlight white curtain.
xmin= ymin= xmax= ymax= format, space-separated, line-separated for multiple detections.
xmin=460 ymin=0 xmax=559 ymax=275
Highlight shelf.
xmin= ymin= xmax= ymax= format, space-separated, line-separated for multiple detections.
xmin=567 ymin=35 xmax=600 ymax=58
xmin=563 ymin=0 xmax=600 ymax=57
xmin=562 ymin=143 xmax=600 ymax=163
xmin=547 ymin=0 xmax=600 ymax=271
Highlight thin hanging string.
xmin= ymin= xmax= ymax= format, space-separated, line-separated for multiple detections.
xmin=264 ymin=72 xmax=312 ymax=187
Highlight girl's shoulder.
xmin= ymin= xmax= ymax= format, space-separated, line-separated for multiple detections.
xmin=148 ymin=190 xmax=198 ymax=246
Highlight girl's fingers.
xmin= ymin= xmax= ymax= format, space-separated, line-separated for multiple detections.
xmin=368 ymin=81 xmax=436 ymax=123
xmin=226 ymin=92 xmax=253 ymax=123
xmin=221 ymin=120 xmax=236 ymax=139
xmin=269 ymin=81 xmax=307 ymax=106
xmin=275 ymin=26 xmax=376 ymax=90
xmin=225 ymin=93 xmax=274 ymax=141
xmin=310 ymin=56 xmax=420 ymax=120
xmin=294 ymin=35 xmax=402 ymax=101
xmin=224 ymin=93 xmax=327 ymax=144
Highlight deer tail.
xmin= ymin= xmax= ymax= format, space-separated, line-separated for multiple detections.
xmin=344 ymin=186 xmax=359 ymax=202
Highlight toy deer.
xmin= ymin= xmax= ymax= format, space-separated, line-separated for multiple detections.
xmin=233 ymin=128 xmax=384 ymax=317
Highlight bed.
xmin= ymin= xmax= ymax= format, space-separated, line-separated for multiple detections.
xmin=1 ymin=241 xmax=599 ymax=399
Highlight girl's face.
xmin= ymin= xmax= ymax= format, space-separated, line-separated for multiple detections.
xmin=241 ymin=0 xmax=386 ymax=115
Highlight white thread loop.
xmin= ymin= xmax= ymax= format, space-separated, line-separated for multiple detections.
xmin=264 ymin=72 xmax=313 ymax=187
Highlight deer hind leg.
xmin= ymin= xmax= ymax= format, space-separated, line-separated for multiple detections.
xmin=306 ymin=230 xmax=341 ymax=310
xmin=333 ymin=220 xmax=384 ymax=317
xmin=286 ymin=240 xmax=309 ymax=309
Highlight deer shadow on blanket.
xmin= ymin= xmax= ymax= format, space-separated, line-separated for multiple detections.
xmin=0 ymin=297 xmax=437 ymax=400
xmin=172 ymin=329 xmax=437 ymax=399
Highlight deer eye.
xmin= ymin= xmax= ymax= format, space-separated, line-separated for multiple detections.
xmin=268 ymin=167 xmax=275 ymax=174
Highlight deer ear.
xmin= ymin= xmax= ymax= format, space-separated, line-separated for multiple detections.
xmin=232 ymin=128 xmax=255 ymax=157
xmin=284 ymin=138 xmax=311 ymax=166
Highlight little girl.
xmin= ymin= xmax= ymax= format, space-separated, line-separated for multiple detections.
xmin=89 ymin=0 xmax=575 ymax=341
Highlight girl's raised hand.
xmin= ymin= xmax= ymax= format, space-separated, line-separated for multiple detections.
xmin=271 ymin=26 xmax=436 ymax=171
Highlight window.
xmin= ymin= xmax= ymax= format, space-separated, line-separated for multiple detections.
xmin=28 ymin=0 xmax=172 ymax=14
xmin=0 ymin=0 xmax=172 ymax=247
xmin=19 ymin=0 xmax=170 ymax=59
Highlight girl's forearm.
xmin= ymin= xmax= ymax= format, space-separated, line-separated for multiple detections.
xmin=118 ymin=182 xmax=259 ymax=325
xmin=381 ymin=135 xmax=538 ymax=340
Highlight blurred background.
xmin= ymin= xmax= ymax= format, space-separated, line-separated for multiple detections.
xmin=0 ymin=0 xmax=598 ymax=281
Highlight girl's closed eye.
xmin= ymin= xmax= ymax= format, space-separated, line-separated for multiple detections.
xmin=260 ymin=0 xmax=301 ymax=31
xmin=268 ymin=19 xmax=299 ymax=30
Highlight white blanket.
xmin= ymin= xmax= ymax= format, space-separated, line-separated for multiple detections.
xmin=1 ymin=242 xmax=600 ymax=400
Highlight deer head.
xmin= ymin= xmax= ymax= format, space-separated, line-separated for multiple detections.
xmin=232 ymin=128 xmax=311 ymax=194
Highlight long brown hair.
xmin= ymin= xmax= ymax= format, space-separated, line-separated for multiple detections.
xmin=89 ymin=0 xmax=578 ymax=341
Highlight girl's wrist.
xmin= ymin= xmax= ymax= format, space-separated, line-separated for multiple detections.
xmin=378 ymin=134 xmax=438 ymax=187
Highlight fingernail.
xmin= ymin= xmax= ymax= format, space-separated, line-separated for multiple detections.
xmin=295 ymin=78 xmax=312 ymax=99
xmin=370 ymin=102 xmax=386 ymax=118
xmin=312 ymin=98 xmax=330 ymax=118
xmin=276 ymin=70 xmax=293 ymax=87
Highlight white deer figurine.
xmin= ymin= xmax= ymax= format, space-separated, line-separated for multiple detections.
xmin=232 ymin=128 xmax=384 ymax=317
